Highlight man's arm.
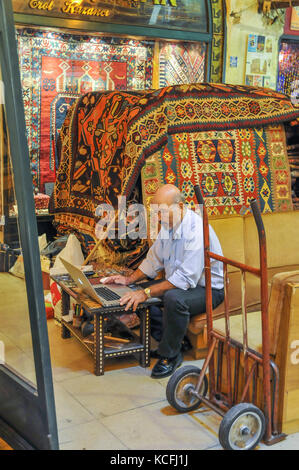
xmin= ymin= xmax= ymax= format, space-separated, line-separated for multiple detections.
xmin=138 ymin=237 xmax=164 ymax=280
xmin=101 ymin=237 xmax=164 ymax=286
xmin=101 ymin=268 xmax=147 ymax=286
xmin=119 ymin=279 xmax=176 ymax=312
xmin=145 ymin=280 xmax=175 ymax=298
xmin=127 ymin=268 xmax=148 ymax=284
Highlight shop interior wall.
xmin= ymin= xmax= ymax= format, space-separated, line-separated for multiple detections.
xmin=224 ymin=0 xmax=285 ymax=88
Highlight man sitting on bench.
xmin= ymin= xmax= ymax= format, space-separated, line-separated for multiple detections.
xmin=102 ymin=184 xmax=224 ymax=379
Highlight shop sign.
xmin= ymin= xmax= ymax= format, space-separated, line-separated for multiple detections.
xmin=25 ymin=0 xmax=178 ymax=19
xmin=12 ymin=0 xmax=207 ymax=33
xmin=28 ymin=1 xmax=111 ymax=18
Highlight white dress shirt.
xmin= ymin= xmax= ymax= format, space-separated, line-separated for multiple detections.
xmin=139 ymin=208 xmax=224 ymax=290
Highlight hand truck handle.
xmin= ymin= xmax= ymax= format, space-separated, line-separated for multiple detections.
xmin=194 ymin=184 xmax=205 ymax=206
xmin=250 ymin=199 xmax=266 ymax=243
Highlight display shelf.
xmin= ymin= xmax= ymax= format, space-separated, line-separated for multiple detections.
xmin=61 ymin=317 xmax=145 ymax=357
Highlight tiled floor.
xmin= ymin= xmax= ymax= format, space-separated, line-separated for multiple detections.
xmin=47 ymin=320 xmax=219 ymax=450
xmin=46 ymin=321 xmax=298 ymax=451
xmin=1 ymin=272 xmax=299 ymax=450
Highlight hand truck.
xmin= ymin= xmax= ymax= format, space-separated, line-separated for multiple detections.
xmin=166 ymin=185 xmax=286 ymax=450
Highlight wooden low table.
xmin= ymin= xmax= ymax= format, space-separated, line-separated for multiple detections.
xmin=51 ymin=274 xmax=157 ymax=376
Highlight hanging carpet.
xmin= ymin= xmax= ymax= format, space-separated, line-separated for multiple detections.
xmin=16 ymin=27 xmax=154 ymax=190
xmin=141 ymin=124 xmax=293 ymax=216
xmin=50 ymin=83 xmax=299 ymax=264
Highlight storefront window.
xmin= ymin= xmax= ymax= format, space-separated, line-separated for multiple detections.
xmin=12 ymin=0 xmax=208 ymax=33
xmin=0 ymin=71 xmax=36 ymax=386
xmin=15 ymin=26 xmax=207 ymax=193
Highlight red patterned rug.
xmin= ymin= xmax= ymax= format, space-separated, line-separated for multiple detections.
xmin=17 ymin=27 xmax=154 ymax=190
xmin=141 ymin=124 xmax=293 ymax=216
xmin=50 ymin=83 xmax=299 ymax=261
xmin=40 ymin=56 xmax=129 ymax=184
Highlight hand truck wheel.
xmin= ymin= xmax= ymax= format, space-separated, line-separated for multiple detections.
xmin=166 ymin=365 xmax=208 ymax=413
xmin=218 ymin=403 xmax=266 ymax=450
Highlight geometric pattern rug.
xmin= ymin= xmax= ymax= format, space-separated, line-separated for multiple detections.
xmin=51 ymin=83 xmax=299 ymax=226
xmin=50 ymin=83 xmax=299 ymax=262
xmin=49 ymin=89 xmax=148 ymax=250
xmin=123 ymin=83 xmax=299 ymax=207
xmin=52 ymin=82 xmax=299 ymax=235
xmin=159 ymin=42 xmax=207 ymax=88
xmin=16 ymin=27 xmax=154 ymax=190
xmin=141 ymin=124 xmax=294 ymax=216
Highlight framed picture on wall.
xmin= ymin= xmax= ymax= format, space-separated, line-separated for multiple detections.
xmin=245 ymin=34 xmax=275 ymax=89
xmin=284 ymin=7 xmax=299 ymax=35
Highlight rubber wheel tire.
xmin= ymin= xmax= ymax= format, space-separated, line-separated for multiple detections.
xmin=166 ymin=365 xmax=208 ymax=413
xmin=219 ymin=403 xmax=266 ymax=451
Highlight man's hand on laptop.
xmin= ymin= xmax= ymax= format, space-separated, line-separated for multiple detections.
xmin=119 ymin=290 xmax=147 ymax=312
xmin=100 ymin=275 xmax=130 ymax=286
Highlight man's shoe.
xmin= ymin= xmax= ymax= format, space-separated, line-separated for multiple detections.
xmin=150 ymin=349 xmax=162 ymax=359
xmin=151 ymin=352 xmax=183 ymax=379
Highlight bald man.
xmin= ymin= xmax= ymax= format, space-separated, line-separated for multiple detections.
xmin=102 ymin=184 xmax=224 ymax=379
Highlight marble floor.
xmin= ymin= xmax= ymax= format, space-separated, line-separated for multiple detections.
xmin=0 ymin=272 xmax=299 ymax=450
xmin=47 ymin=320 xmax=299 ymax=451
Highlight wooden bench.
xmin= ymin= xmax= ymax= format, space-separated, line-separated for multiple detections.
xmin=187 ymin=210 xmax=299 ymax=359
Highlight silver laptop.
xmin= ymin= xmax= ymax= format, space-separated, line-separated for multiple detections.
xmin=60 ymin=258 xmax=160 ymax=307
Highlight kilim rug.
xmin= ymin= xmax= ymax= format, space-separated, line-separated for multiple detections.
xmin=141 ymin=124 xmax=293 ymax=216
xmin=49 ymin=90 xmax=151 ymax=264
xmin=16 ymin=27 xmax=154 ymax=190
xmin=159 ymin=42 xmax=207 ymax=88
xmin=50 ymin=83 xmax=299 ymax=262
xmin=122 ymin=83 xmax=299 ymax=201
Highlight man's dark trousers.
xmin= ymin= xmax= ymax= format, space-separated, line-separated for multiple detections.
xmin=150 ymin=286 xmax=224 ymax=359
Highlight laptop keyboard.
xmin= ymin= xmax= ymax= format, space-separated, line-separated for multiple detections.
xmin=94 ymin=286 xmax=121 ymax=302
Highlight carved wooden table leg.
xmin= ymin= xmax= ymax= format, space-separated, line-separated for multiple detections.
xmin=61 ymin=290 xmax=71 ymax=339
xmin=61 ymin=322 xmax=71 ymax=339
xmin=139 ymin=307 xmax=151 ymax=368
xmin=94 ymin=313 xmax=104 ymax=376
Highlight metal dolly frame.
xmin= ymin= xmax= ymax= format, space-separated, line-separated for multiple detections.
xmin=166 ymin=185 xmax=286 ymax=450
